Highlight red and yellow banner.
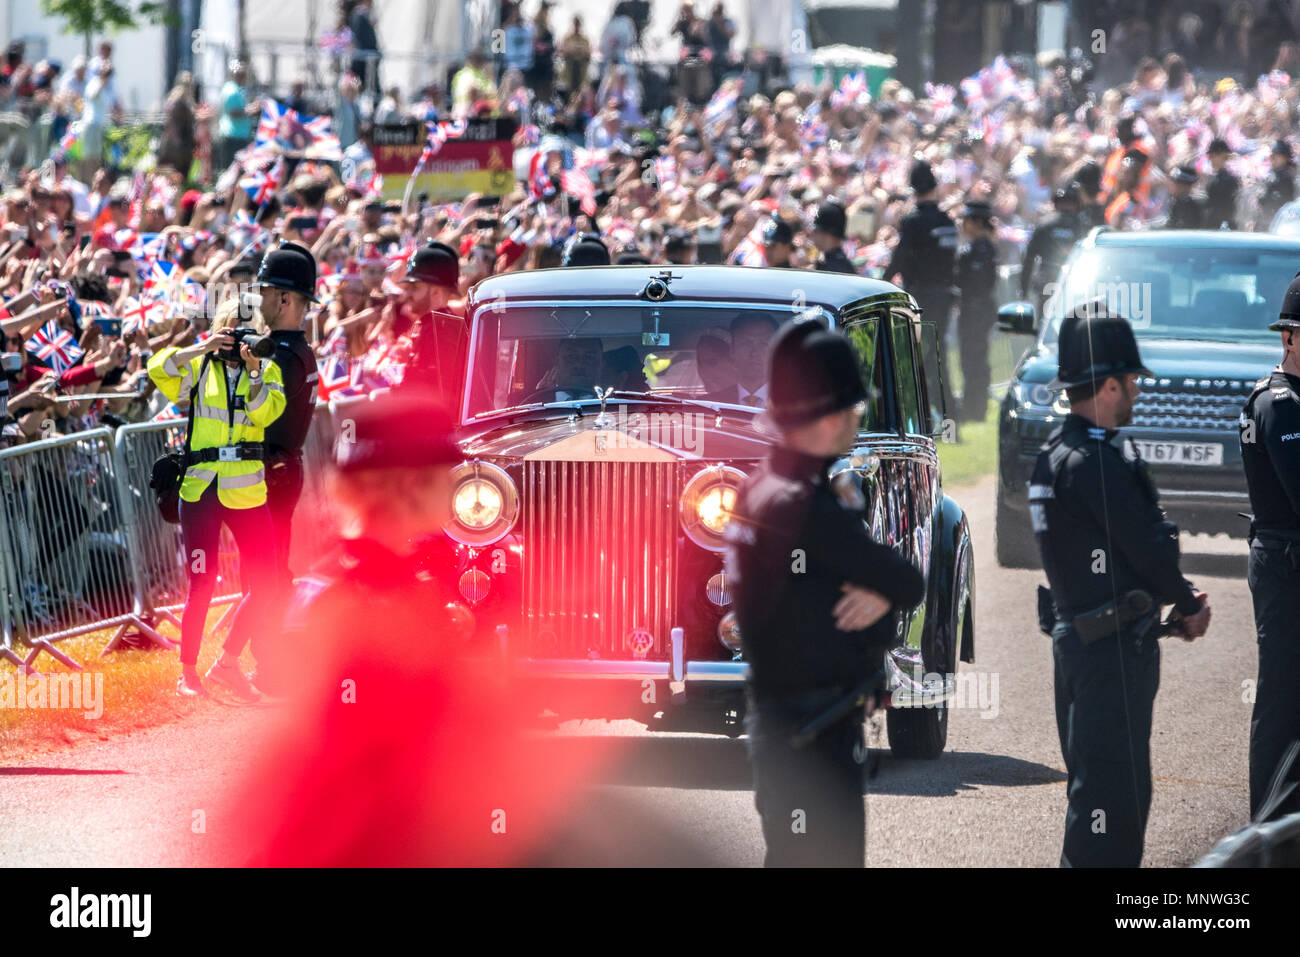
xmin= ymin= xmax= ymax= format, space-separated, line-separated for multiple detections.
xmin=372 ymin=120 xmax=517 ymax=201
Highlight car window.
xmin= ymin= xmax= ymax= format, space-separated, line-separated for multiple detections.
xmin=842 ymin=316 xmax=887 ymax=433
xmin=1044 ymin=245 xmax=1296 ymax=343
xmin=463 ymin=304 xmax=832 ymax=420
xmin=890 ymin=309 xmax=924 ymax=434
xmin=916 ymin=320 xmax=945 ymax=432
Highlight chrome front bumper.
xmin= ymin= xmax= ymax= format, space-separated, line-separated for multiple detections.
xmin=500 ymin=625 xmax=956 ymax=706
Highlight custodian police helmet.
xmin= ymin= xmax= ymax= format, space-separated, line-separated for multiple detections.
xmin=766 ymin=317 xmax=870 ymax=428
xmin=1049 ymin=298 xmax=1152 ymax=391
xmin=253 ymin=241 xmax=318 ymax=301
xmin=1271 ymin=271 xmax=1300 ymax=331
xmin=402 ymin=239 xmax=460 ymax=289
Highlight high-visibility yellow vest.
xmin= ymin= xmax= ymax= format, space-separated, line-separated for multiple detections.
xmin=148 ymin=347 xmax=287 ymax=508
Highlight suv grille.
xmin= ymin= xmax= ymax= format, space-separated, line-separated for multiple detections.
xmin=1129 ymin=377 xmax=1255 ymax=431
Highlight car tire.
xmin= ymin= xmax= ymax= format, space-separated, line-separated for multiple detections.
xmin=885 ymin=588 xmax=969 ymax=761
xmin=995 ymin=477 xmax=1040 ymax=568
xmin=886 ymin=686 xmax=948 ymax=759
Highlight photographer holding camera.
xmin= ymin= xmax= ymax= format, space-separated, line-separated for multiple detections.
xmin=146 ymin=312 xmax=286 ymax=698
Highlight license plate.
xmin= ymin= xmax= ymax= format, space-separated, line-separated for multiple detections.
xmin=1134 ymin=440 xmax=1223 ymax=466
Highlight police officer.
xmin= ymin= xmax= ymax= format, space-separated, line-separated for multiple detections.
xmin=1030 ymin=301 xmax=1211 ymax=867
xmin=887 ymin=160 xmax=958 ymax=407
xmin=1239 ymin=276 xmax=1300 ymax=821
xmin=810 ymin=199 xmax=855 ymax=274
xmin=243 ymin=242 xmax=318 ymax=688
xmin=561 ymin=232 xmax=611 ymax=267
xmin=1164 ymin=165 xmax=1203 ymax=229
xmin=726 ymin=318 xmax=926 ymax=867
xmin=1074 ymin=162 xmax=1107 ymax=229
xmin=955 ymin=199 xmax=998 ymax=422
xmin=1255 ymin=140 xmax=1296 ymax=231
xmin=402 ymin=239 xmax=466 ymax=408
xmin=1021 ymin=184 xmax=1083 ymax=316
xmin=1204 ymin=138 xmax=1239 ymax=230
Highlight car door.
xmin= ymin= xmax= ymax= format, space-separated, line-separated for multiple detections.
xmin=885 ymin=305 xmax=939 ymax=672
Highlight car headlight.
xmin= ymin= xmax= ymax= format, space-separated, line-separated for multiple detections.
xmin=681 ymin=465 xmax=747 ymax=551
xmin=1013 ymin=381 xmax=1070 ymax=416
xmin=444 ymin=460 xmax=519 ymax=546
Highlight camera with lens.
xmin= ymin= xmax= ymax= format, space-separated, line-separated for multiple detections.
xmin=218 ymin=326 xmax=274 ymax=364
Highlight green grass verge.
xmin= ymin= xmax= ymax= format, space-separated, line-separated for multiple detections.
xmin=937 ymin=399 xmax=1000 ymax=487
xmin=0 ymin=606 xmax=254 ymax=759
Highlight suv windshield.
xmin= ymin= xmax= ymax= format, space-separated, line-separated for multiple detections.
xmin=462 ymin=304 xmax=885 ymax=429
xmin=1042 ymin=245 xmax=1295 ymax=345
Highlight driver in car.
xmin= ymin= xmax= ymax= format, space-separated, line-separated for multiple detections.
xmin=534 ymin=337 xmax=604 ymax=400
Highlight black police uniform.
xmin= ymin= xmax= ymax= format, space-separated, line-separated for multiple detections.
xmin=250 ymin=241 xmax=320 ymax=685
xmin=1165 ymin=194 xmax=1204 ymax=229
xmin=1256 ymin=169 xmax=1295 ymax=231
xmin=1021 ymin=209 xmax=1083 ymax=313
xmin=1239 ymin=288 xmax=1300 ymax=820
xmin=726 ymin=319 xmax=925 ymax=867
xmin=887 ymin=165 xmax=957 ymax=409
xmin=1204 ymin=167 xmax=1240 ymax=230
xmin=812 ymin=201 xmax=855 ymax=274
xmin=401 ymin=240 xmax=467 ymax=409
xmin=1029 ymin=305 xmax=1202 ymax=867
xmin=814 ymin=246 xmax=855 ymax=274
xmin=955 ymin=224 xmax=997 ymax=422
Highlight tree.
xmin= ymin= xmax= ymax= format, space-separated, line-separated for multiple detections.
xmin=39 ymin=0 xmax=171 ymax=58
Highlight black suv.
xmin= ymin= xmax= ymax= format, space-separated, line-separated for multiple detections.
xmin=995 ymin=229 xmax=1300 ymax=567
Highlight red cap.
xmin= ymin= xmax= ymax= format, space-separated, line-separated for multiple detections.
xmin=180 ymin=189 xmax=203 ymax=212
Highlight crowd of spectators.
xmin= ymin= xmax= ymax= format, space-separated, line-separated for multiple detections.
xmin=4 ymin=0 xmax=1300 ymax=449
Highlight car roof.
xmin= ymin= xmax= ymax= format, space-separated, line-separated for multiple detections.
xmin=1091 ymin=229 xmax=1300 ymax=251
xmin=468 ymin=264 xmax=904 ymax=312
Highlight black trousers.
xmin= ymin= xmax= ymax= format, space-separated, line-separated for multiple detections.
xmin=745 ymin=693 xmax=865 ymax=867
xmin=256 ymin=452 xmax=304 ymax=678
xmin=957 ymin=299 xmax=995 ymax=422
xmin=1248 ymin=540 xmax=1300 ymax=820
xmin=1052 ymin=620 xmax=1160 ymax=867
xmin=179 ymin=484 xmax=277 ymax=667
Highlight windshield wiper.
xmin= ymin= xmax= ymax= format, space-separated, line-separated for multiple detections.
xmin=472 ymin=400 xmax=589 ymax=422
xmin=601 ymin=390 xmax=757 ymax=416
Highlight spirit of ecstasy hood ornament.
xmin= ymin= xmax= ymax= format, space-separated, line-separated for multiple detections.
xmin=594 ymin=385 xmax=614 ymax=428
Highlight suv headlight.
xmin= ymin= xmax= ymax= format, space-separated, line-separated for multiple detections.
xmin=445 ymin=460 xmax=519 ymax=546
xmin=681 ymin=465 xmax=747 ymax=551
xmin=1012 ymin=381 xmax=1070 ymax=416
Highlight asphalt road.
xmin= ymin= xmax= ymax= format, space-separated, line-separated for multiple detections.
xmin=0 ymin=474 xmax=1258 ymax=867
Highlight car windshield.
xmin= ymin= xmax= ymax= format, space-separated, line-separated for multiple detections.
xmin=462 ymin=304 xmax=884 ymax=428
xmin=1042 ymin=245 xmax=1295 ymax=345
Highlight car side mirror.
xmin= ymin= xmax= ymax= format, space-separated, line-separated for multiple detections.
xmin=997 ymin=301 xmax=1037 ymax=335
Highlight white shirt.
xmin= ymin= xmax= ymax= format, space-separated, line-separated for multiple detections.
xmin=738 ymin=383 xmax=767 ymax=406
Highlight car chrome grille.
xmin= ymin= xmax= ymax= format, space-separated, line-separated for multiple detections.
xmin=522 ymin=460 xmax=680 ymax=659
xmin=1129 ymin=378 xmax=1254 ymax=431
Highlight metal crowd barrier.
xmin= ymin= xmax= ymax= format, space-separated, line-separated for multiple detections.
xmin=0 ymin=391 xmax=391 ymax=673
xmin=0 ymin=428 xmax=173 ymax=672
xmin=114 ymin=420 xmax=244 ymax=639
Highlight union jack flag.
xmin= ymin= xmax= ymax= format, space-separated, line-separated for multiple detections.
xmin=319 ymin=27 xmax=352 ymax=56
xmin=240 ymin=158 xmax=283 ymax=207
xmin=831 ymin=72 xmax=870 ymax=110
xmin=653 ymin=156 xmax=678 ymax=189
xmin=26 ymin=321 xmax=84 ymax=373
xmin=420 ymin=118 xmax=468 ymax=164
xmin=527 ymin=151 xmax=555 ymax=200
xmin=729 ymin=226 xmax=768 ymax=268
xmin=703 ymin=80 xmax=740 ymax=135
xmin=122 ymin=296 xmax=166 ymax=334
xmin=256 ymin=99 xmax=341 ymax=160
xmin=925 ymin=82 xmax=957 ymax=122
xmin=317 ymin=353 xmax=364 ymax=402
xmin=560 ymin=168 xmax=597 ymax=216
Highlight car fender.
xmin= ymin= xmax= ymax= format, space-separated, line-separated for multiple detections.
xmin=927 ymin=492 xmax=975 ymax=668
